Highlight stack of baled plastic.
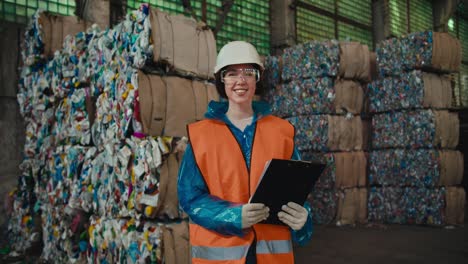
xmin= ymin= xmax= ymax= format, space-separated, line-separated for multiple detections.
xmin=367 ymin=31 xmax=465 ymax=226
xmin=11 ymin=4 xmax=215 ymax=263
xmin=264 ymin=41 xmax=371 ymax=226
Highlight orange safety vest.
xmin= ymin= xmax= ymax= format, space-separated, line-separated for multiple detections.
xmin=187 ymin=115 xmax=295 ymax=264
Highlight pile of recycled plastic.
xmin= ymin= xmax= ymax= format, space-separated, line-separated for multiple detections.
xmin=368 ymin=71 xmax=425 ymax=112
xmin=86 ymin=217 xmax=163 ymax=263
xmin=377 ymin=31 xmax=433 ymax=76
xmin=367 ymin=70 xmax=452 ymax=112
xmin=263 ymin=41 xmax=360 ymax=119
xmin=372 ymin=109 xmax=436 ymax=149
xmin=302 ymin=151 xmax=368 ymax=225
xmin=368 ymin=149 xmax=440 ymax=187
xmin=376 ymin=31 xmax=461 ymax=77
xmin=302 ymin=152 xmax=341 ymax=224
xmin=266 ymin=77 xmax=336 ymax=117
xmin=367 ymin=31 xmax=464 ymax=226
xmin=262 ymin=40 xmax=370 ymax=226
xmin=308 ymin=189 xmax=340 ymax=225
xmin=367 ymin=187 xmax=445 ymax=225
xmin=53 ymin=89 xmax=92 ymax=146
xmin=21 ymin=6 xmax=152 ymax=70
xmin=10 ymin=5 xmax=192 ymax=263
xmin=263 ymin=55 xmax=281 ymax=90
xmin=301 ymin=152 xmax=335 ymax=190
xmin=281 ymin=40 xmax=340 ymax=81
xmin=287 ymin=115 xmax=329 ymax=152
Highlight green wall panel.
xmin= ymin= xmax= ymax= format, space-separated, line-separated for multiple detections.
xmin=301 ymin=0 xmax=334 ymax=13
xmin=389 ymin=0 xmax=407 ymax=36
xmin=216 ymin=0 xmax=270 ymax=55
xmin=409 ymin=0 xmax=432 ymax=33
xmin=297 ymin=7 xmax=335 ymax=42
xmin=338 ymin=22 xmax=372 ymax=48
xmin=460 ymin=17 xmax=468 ymax=62
xmin=296 ymin=1 xmax=373 ymax=49
xmin=0 ymin=0 xmax=75 ymax=24
xmin=338 ymin=0 xmax=372 ymax=26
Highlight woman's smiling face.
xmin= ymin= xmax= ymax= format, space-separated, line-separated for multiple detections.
xmin=222 ymin=64 xmax=258 ymax=106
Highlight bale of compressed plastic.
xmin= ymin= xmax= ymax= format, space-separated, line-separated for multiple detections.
xmin=302 ymin=151 xmax=367 ymax=189
xmin=53 ymin=88 xmax=93 ymax=146
xmin=281 ymin=40 xmax=370 ymax=82
xmin=263 ymin=55 xmax=282 ymax=90
xmin=149 ymin=7 xmax=217 ymax=79
xmin=266 ymin=78 xmax=364 ymax=117
xmin=22 ymin=11 xmax=91 ymax=62
xmin=138 ymin=72 xmax=219 ymax=137
xmin=368 ymin=71 xmax=452 ymax=112
xmin=308 ymin=188 xmax=339 ymax=224
xmin=281 ymin=40 xmax=340 ymax=81
xmin=336 ymin=188 xmax=368 ymax=226
xmin=377 ymin=31 xmax=462 ymax=77
xmin=338 ymin=41 xmax=371 ymax=81
xmin=445 ymin=187 xmax=466 ymax=225
xmin=162 ymin=221 xmax=190 ymax=264
xmin=289 ymin=114 xmax=363 ymax=152
xmin=308 ymin=187 xmax=367 ymax=225
xmin=87 ymin=217 xmax=164 ymax=263
xmin=367 ymin=187 xmax=445 ymax=225
xmin=369 ymin=149 xmax=464 ymax=187
xmin=372 ymin=110 xmax=459 ymax=149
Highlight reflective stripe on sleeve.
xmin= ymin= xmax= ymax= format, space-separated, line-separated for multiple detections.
xmin=191 ymin=245 xmax=250 ymax=260
xmin=256 ymin=240 xmax=292 ymax=254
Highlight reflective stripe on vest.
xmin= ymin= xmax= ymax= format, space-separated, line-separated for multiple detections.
xmin=192 ymin=245 xmax=250 ymax=260
xmin=191 ymin=240 xmax=293 ymax=260
xmin=256 ymin=240 xmax=292 ymax=254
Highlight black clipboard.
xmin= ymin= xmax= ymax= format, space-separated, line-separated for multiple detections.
xmin=249 ymin=159 xmax=326 ymax=225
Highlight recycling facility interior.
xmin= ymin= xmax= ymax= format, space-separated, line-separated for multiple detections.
xmin=0 ymin=0 xmax=468 ymax=263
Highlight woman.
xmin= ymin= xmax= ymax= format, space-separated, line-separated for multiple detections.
xmin=178 ymin=41 xmax=313 ymax=264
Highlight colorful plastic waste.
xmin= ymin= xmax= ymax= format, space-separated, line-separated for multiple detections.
xmin=288 ymin=114 xmax=363 ymax=152
xmin=281 ymin=40 xmax=340 ymax=81
xmin=376 ymin=31 xmax=461 ymax=77
xmin=11 ymin=5 xmax=194 ymax=262
xmin=371 ymin=110 xmax=459 ymax=149
xmin=367 ymin=187 xmax=445 ymax=225
xmin=367 ymin=70 xmax=452 ymax=112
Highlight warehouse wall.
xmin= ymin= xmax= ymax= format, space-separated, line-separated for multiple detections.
xmin=0 ymin=22 xmax=25 ymax=228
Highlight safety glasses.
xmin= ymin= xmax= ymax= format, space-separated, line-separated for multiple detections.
xmin=221 ymin=68 xmax=260 ymax=83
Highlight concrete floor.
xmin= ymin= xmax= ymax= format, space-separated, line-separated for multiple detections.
xmin=294 ymin=224 xmax=468 ymax=264
xmin=2 ymin=221 xmax=467 ymax=263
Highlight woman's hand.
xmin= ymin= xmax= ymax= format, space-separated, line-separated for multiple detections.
xmin=278 ymin=202 xmax=308 ymax=230
xmin=242 ymin=203 xmax=269 ymax=228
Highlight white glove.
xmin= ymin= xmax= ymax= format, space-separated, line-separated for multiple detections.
xmin=242 ymin=203 xmax=269 ymax=228
xmin=278 ymin=202 xmax=308 ymax=230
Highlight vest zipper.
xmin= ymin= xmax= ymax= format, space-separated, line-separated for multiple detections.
xmin=226 ymin=122 xmax=259 ymax=257
xmin=225 ymin=124 xmax=254 ymax=196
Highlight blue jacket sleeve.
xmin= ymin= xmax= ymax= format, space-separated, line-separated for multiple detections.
xmin=177 ymin=143 xmax=245 ymax=236
xmin=290 ymin=147 xmax=314 ymax=246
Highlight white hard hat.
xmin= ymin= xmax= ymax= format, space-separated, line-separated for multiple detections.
xmin=214 ymin=41 xmax=264 ymax=74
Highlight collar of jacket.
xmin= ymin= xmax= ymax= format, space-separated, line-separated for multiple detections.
xmin=204 ymin=100 xmax=272 ymax=123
